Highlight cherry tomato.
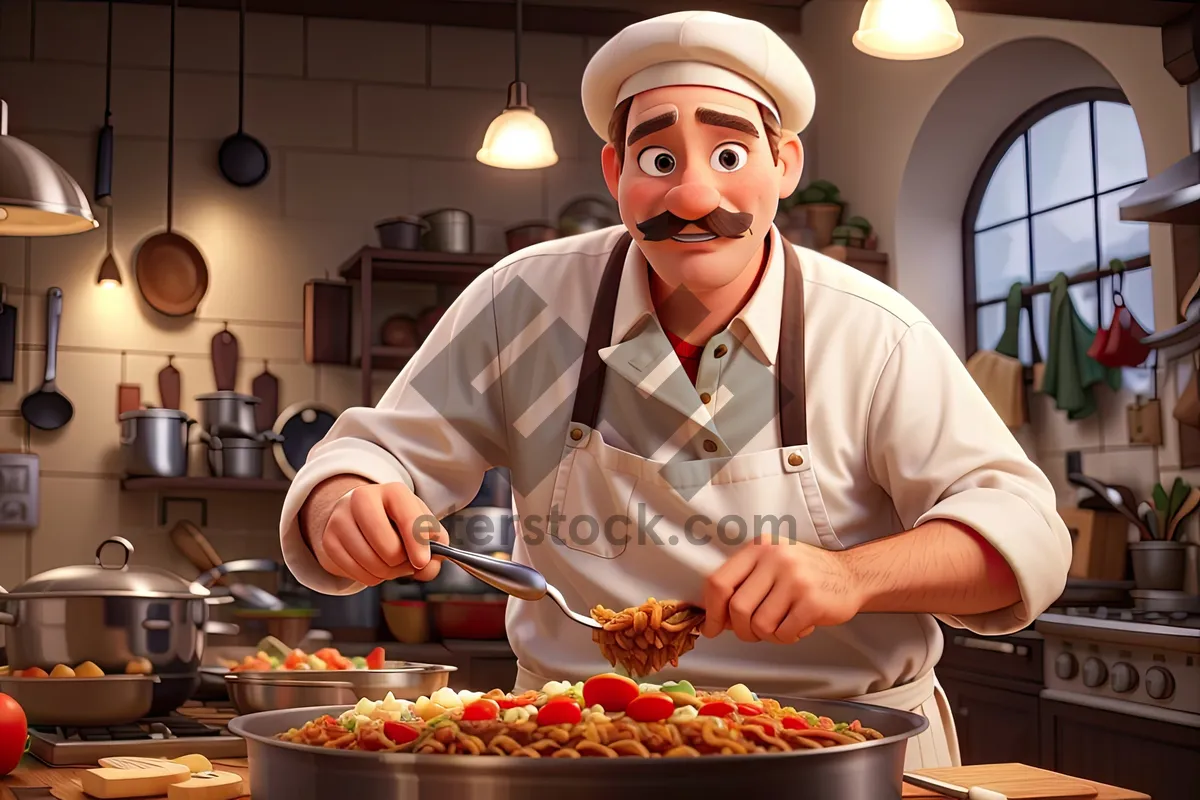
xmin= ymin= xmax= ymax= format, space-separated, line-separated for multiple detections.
xmin=625 ymin=693 xmax=675 ymax=723
xmin=582 ymin=673 xmax=640 ymax=712
xmin=737 ymin=703 xmax=764 ymax=716
xmin=461 ymin=699 xmax=500 ymax=721
xmin=0 ymin=693 xmax=27 ymax=776
xmin=781 ymin=715 xmax=810 ymax=731
xmin=495 ymin=698 xmax=520 ymax=710
xmin=13 ymin=668 xmax=46 ymax=679
xmin=283 ymin=650 xmax=307 ymax=670
xmin=365 ymin=647 xmax=386 ymax=671
xmin=383 ymin=721 xmax=420 ymax=744
xmin=537 ymin=697 xmax=582 ymax=726
xmin=697 ymin=700 xmax=737 ymax=717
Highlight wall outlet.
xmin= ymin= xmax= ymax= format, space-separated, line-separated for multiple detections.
xmin=0 ymin=452 xmax=39 ymax=531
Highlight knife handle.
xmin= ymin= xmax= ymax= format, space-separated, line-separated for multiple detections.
xmin=967 ymin=788 xmax=1008 ymax=800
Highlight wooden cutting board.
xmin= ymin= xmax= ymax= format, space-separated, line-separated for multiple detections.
xmin=158 ymin=356 xmax=181 ymax=409
xmin=211 ymin=327 xmax=239 ymax=392
xmin=903 ymin=764 xmax=1141 ymax=799
xmin=250 ymin=361 xmax=278 ymax=432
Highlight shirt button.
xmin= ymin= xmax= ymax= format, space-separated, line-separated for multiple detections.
xmin=788 ymin=452 xmax=803 ymax=467
xmin=699 ymin=392 xmax=712 ymax=404
xmin=713 ymin=344 xmax=728 ymax=358
xmin=570 ymin=428 xmax=583 ymax=441
xmin=703 ymin=439 xmax=718 ymax=453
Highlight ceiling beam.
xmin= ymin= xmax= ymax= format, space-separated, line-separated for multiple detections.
xmin=80 ymin=0 xmax=807 ymax=36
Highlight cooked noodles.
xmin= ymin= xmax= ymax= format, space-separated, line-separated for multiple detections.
xmin=590 ymin=598 xmax=704 ymax=677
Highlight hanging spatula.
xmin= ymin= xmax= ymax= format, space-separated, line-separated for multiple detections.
xmin=211 ymin=324 xmax=239 ymax=391
xmin=158 ymin=355 xmax=181 ymax=409
xmin=251 ymin=360 xmax=278 ymax=432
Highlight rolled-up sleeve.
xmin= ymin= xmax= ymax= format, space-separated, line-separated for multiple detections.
xmin=865 ymin=321 xmax=1071 ymax=635
xmin=280 ymin=268 xmax=510 ymax=595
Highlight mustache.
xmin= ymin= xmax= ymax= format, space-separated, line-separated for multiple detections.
xmin=636 ymin=208 xmax=754 ymax=242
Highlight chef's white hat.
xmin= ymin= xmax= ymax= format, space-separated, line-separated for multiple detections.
xmin=581 ymin=10 xmax=815 ymax=141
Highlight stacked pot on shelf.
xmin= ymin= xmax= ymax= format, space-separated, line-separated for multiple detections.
xmin=197 ymin=327 xmax=283 ymax=480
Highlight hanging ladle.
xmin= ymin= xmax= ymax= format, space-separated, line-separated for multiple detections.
xmin=218 ymin=0 xmax=269 ymax=187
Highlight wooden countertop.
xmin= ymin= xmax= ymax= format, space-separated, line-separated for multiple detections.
xmin=2 ymin=758 xmax=1150 ymax=800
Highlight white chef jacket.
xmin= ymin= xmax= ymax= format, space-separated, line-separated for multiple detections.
xmin=279 ymin=224 xmax=1071 ymax=700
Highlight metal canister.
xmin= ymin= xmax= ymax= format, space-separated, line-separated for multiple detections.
xmin=420 ymin=208 xmax=474 ymax=253
xmin=119 ymin=408 xmax=194 ymax=477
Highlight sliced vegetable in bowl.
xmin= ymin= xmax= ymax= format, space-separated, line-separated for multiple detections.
xmin=225 ymin=646 xmax=388 ymax=672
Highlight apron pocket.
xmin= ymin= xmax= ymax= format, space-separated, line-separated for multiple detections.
xmin=547 ymin=427 xmax=637 ymax=559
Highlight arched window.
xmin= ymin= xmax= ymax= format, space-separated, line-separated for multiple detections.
xmin=964 ymin=88 xmax=1154 ymax=394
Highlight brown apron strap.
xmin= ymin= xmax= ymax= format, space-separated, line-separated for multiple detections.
xmin=571 ymin=232 xmax=633 ymax=428
xmin=778 ymin=237 xmax=808 ymax=447
xmin=570 ymin=230 xmax=807 ymax=449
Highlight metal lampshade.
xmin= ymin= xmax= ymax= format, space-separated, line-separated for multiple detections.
xmin=0 ymin=100 xmax=97 ymax=236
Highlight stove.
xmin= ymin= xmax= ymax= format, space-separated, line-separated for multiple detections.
xmin=1035 ymin=606 xmax=1200 ymax=728
xmin=27 ymin=701 xmax=247 ymax=766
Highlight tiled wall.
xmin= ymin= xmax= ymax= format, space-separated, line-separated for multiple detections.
xmin=0 ymin=0 xmax=619 ymax=588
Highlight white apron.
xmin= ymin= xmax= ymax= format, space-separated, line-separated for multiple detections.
xmin=507 ymin=232 xmax=960 ymax=770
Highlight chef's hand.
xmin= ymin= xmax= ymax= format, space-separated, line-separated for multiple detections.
xmin=700 ymin=536 xmax=864 ymax=644
xmin=316 ymin=482 xmax=449 ymax=587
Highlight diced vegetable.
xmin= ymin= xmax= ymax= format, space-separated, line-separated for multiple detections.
xmin=781 ymin=715 xmax=810 ymax=730
xmin=15 ymin=667 xmax=47 ymax=678
xmin=582 ymin=673 xmax=640 ymax=712
xmin=736 ymin=703 xmax=764 ymax=716
xmin=283 ymin=650 xmax=307 ymax=670
xmin=625 ymin=692 xmax=675 ymax=723
xmin=461 ymin=699 xmax=500 ymax=721
xmin=49 ymin=664 xmax=75 ymax=678
xmin=536 ymin=697 xmax=582 ymax=726
xmin=726 ymin=684 xmax=754 ymax=704
xmin=697 ymin=700 xmax=737 ymax=717
xmin=365 ymin=647 xmax=386 ymax=670
xmin=661 ymin=680 xmax=695 ymax=695
xmin=383 ymin=721 xmax=419 ymax=744
xmin=351 ymin=657 xmax=368 ymax=670
xmin=307 ymin=655 xmax=328 ymax=671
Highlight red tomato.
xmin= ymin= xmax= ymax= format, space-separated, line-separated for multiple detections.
xmin=736 ymin=703 xmax=764 ymax=716
xmin=461 ymin=699 xmax=500 ymax=721
xmin=536 ymin=698 xmax=582 ymax=726
xmin=283 ymin=650 xmax=307 ymax=670
xmin=625 ymin=693 xmax=675 ymax=723
xmin=365 ymin=647 xmax=386 ymax=670
xmin=383 ymin=721 xmax=419 ymax=744
xmin=0 ymin=693 xmax=27 ymax=776
xmin=582 ymin=674 xmax=639 ymax=712
xmin=781 ymin=715 xmax=810 ymax=731
xmin=495 ymin=698 xmax=520 ymax=710
xmin=697 ymin=700 xmax=737 ymax=717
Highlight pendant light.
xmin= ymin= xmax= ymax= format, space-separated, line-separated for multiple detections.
xmin=852 ymin=0 xmax=964 ymax=61
xmin=0 ymin=100 xmax=97 ymax=236
xmin=476 ymin=0 xmax=558 ymax=169
xmin=96 ymin=0 xmax=121 ymax=289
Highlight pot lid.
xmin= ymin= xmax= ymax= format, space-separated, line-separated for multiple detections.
xmin=1 ymin=536 xmax=209 ymax=599
xmin=119 ymin=408 xmax=190 ymax=421
xmin=195 ymin=391 xmax=258 ymax=402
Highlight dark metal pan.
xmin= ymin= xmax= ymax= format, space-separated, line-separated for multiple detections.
xmin=218 ymin=0 xmax=269 ymax=187
xmin=135 ymin=0 xmax=209 ymax=317
xmin=21 ymin=288 xmax=73 ymax=431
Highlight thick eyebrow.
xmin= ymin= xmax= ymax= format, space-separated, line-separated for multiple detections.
xmin=627 ymin=111 xmax=677 ymax=146
xmin=696 ymin=107 xmax=759 ymax=138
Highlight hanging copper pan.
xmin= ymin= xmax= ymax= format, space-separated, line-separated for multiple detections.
xmin=135 ymin=0 xmax=208 ymax=317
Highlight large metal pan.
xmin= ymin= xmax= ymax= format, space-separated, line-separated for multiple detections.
xmin=229 ymin=698 xmax=928 ymax=799
xmin=224 ymin=662 xmax=456 ymax=713
xmin=0 ymin=675 xmax=159 ymax=727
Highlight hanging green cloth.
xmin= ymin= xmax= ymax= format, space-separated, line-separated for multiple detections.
xmin=1039 ymin=272 xmax=1121 ymax=420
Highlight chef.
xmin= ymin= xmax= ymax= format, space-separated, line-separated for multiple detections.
xmin=280 ymin=10 xmax=1071 ymax=769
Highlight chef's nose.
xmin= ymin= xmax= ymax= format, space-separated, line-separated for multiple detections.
xmin=663 ymin=183 xmax=721 ymax=222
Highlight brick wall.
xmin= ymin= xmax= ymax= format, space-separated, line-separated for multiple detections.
xmin=0 ymin=0 xmax=622 ymax=587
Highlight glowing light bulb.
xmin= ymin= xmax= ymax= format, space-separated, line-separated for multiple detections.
xmin=853 ymin=0 xmax=963 ymax=61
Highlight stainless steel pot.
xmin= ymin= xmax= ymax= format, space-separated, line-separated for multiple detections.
xmin=420 ymin=208 xmax=473 ymax=253
xmin=119 ymin=408 xmax=195 ymax=477
xmin=196 ymin=391 xmax=260 ymax=438
xmin=229 ymin=699 xmax=928 ymax=800
xmin=0 ymin=537 xmax=259 ymax=715
xmin=207 ymin=435 xmax=265 ymax=479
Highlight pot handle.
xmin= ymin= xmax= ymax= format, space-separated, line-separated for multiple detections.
xmin=96 ymin=536 xmax=134 ymax=569
xmin=204 ymin=621 xmax=240 ymax=636
xmin=207 ymin=434 xmax=224 ymax=478
xmin=0 ymin=583 xmax=13 ymax=626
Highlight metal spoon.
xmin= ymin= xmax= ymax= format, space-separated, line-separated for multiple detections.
xmin=426 ymin=541 xmax=602 ymax=629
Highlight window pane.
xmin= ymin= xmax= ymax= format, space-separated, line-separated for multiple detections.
xmin=1032 ymin=199 xmax=1097 ymax=283
xmin=1029 ymin=103 xmax=1094 ymax=212
xmin=1095 ymin=101 xmax=1147 ymax=193
xmin=1033 ymin=293 xmax=1050 ymax=365
xmin=976 ymin=140 xmax=1028 ymax=230
xmin=1099 ymin=186 xmax=1150 ymax=264
xmin=977 ymin=301 xmax=1033 ymax=364
xmin=974 ymin=221 xmax=1031 ymax=303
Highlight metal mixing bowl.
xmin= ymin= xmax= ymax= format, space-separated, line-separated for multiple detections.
xmin=225 ymin=662 xmax=456 ymax=713
xmin=0 ymin=675 xmax=160 ymax=727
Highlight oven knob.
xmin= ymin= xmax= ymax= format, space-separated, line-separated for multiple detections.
xmin=1054 ymin=652 xmax=1078 ymax=680
xmin=1110 ymin=662 xmax=1139 ymax=694
xmin=1145 ymin=667 xmax=1175 ymax=700
xmin=1082 ymin=657 xmax=1107 ymax=688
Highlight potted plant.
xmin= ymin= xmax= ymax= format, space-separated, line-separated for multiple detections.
xmin=782 ymin=179 xmax=844 ymax=249
xmin=1130 ymin=479 xmax=1198 ymax=591
xmin=831 ymin=216 xmax=874 ymax=249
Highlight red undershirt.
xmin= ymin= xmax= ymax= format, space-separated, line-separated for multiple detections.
xmin=651 ymin=256 xmax=768 ymax=386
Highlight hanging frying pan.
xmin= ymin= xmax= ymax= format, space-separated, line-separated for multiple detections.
xmin=134 ymin=0 xmax=209 ymax=317
xmin=217 ymin=0 xmax=269 ymax=187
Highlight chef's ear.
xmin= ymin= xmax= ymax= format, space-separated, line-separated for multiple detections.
xmin=600 ymin=142 xmax=621 ymax=201
xmin=776 ymin=133 xmax=803 ymax=201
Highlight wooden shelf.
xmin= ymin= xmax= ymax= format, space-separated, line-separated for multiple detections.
xmin=338 ymin=247 xmax=500 ymax=283
xmin=121 ymin=477 xmax=292 ymax=492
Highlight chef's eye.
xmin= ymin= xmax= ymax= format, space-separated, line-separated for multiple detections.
xmin=710 ymin=143 xmax=748 ymax=173
xmin=637 ymin=147 xmax=676 ymax=177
